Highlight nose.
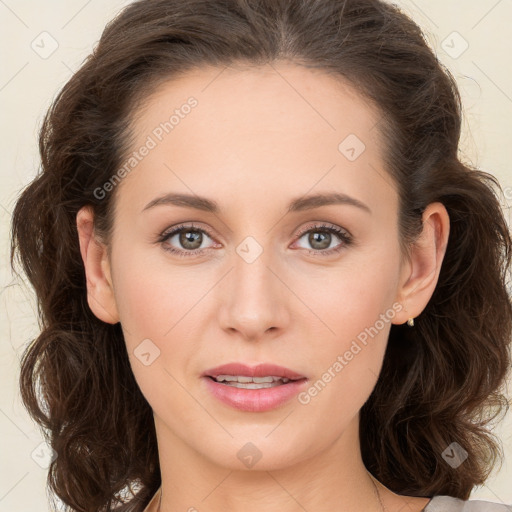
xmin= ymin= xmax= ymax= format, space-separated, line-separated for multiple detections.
xmin=217 ymin=244 xmax=290 ymax=341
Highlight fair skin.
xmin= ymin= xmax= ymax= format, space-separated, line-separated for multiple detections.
xmin=77 ymin=62 xmax=449 ymax=512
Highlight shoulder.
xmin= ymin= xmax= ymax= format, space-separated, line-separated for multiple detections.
xmin=425 ymin=495 xmax=512 ymax=512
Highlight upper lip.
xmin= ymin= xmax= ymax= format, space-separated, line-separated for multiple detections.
xmin=202 ymin=363 xmax=306 ymax=380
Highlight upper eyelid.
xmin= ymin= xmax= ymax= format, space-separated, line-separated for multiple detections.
xmin=295 ymin=222 xmax=351 ymax=237
xmin=160 ymin=222 xmax=213 ymax=237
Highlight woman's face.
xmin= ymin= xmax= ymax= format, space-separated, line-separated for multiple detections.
xmin=94 ymin=63 xmax=413 ymax=470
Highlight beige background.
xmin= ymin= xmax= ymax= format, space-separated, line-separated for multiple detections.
xmin=1 ymin=1 xmax=511 ymax=510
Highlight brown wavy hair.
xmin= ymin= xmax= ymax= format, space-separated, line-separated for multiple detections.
xmin=10 ymin=0 xmax=512 ymax=510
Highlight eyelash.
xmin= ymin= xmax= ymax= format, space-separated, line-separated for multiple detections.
xmin=157 ymin=222 xmax=353 ymax=258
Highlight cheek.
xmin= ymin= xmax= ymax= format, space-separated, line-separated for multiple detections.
xmin=293 ymin=247 xmax=400 ymax=409
xmin=108 ymin=247 xmax=203 ymax=413
xmin=108 ymin=244 xmax=211 ymax=385
xmin=109 ymin=242 xmax=194 ymax=340
xmin=297 ymin=248 xmax=401 ymax=344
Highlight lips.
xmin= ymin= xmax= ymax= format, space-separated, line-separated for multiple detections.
xmin=201 ymin=363 xmax=308 ymax=412
xmin=202 ymin=362 xmax=306 ymax=381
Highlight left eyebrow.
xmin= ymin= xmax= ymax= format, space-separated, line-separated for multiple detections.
xmin=142 ymin=191 xmax=371 ymax=215
xmin=287 ymin=192 xmax=371 ymax=215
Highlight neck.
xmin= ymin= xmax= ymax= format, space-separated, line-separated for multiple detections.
xmin=154 ymin=413 xmax=387 ymax=512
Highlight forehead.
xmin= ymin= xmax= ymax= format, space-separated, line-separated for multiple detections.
xmin=133 ymin=62 xmax=382 ymax=142
xmin=115 ymin=62 xmax=396 ymax=220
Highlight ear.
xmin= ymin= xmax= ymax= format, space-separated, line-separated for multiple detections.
xmin=76 ymin=206 xmax=120 ymax=324
xmin=392 ymin=202 xmax=450 ymax=325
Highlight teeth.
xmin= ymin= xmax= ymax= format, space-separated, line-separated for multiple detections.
xmin=252 ymin=376 xmax=273 ymax=383
xmin=214 ymin=375 xmax=291 ymax=384
xmin=225 ymin=381 xmax=284 ymax=389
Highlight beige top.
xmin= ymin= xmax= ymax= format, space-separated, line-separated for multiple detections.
xmin=424 ymin=496 xmax=512 ymax=511
xmin=141 ymin=488 xmax=512 ymax=512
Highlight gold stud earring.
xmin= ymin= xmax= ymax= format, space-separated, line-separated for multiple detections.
xmin=407 ymin=317 xmax=415 ymax=327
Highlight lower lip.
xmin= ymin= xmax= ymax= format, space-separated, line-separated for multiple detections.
xmin=202 ymin=377 xmax=308 ymax=412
